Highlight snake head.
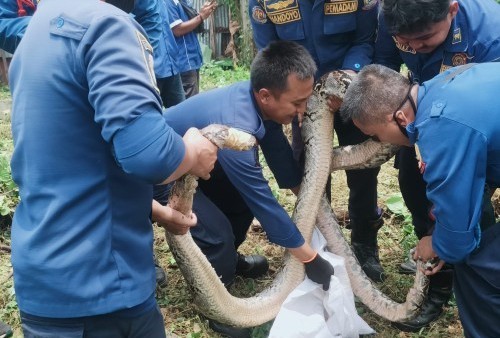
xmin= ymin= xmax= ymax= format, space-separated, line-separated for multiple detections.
xmin=201 ymin=124 xmax=256 ymax=151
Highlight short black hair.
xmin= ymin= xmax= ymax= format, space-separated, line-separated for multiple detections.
xmin=340 ymin=64 xmax=409 ymax=124
xmin=382 ymin=0 xmax=451 ymax=35
xmin=250 ymin=41 xmax=316 ymax=94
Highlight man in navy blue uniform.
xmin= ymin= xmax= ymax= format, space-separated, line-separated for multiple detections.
xmin=162 ymin=40 xmax=335 ymax=337
xmin=0 ymin=0 xmax=189 ymax=292
xmin=374 ymin=0 xmax=500 ymax=330
xmin=9 ymin=0 xmax=217 ymax=336
xmin=249 ymin=0 xmax=386 ymax=283
xmin=132 ymin=0 xmax=185 ymax=108
xmin=341 ymin=62 xmax=500 ymax=338
xmin=166 ymin=0 xmax=216 ymax=98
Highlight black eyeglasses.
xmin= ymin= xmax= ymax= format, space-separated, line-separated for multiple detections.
xmin=392 ymin=83 xmax=417 ymax=138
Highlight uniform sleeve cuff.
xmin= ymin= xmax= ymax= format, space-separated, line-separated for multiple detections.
xmin=170 ymin=19 xmax=183 ymax=28
xmin=267 ymin=229 xmax=305 ymax=248
xmin=433 ymin=222 xmax=480 ymax=263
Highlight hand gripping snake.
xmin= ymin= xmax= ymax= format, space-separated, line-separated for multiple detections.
xmin=164 ymin=71 xmax=429 ymax=327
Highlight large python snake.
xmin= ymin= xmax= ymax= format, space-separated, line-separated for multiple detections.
xmin=164 ymin=71 xmax=429 ymax=327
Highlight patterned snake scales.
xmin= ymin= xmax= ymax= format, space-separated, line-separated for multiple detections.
xmin=165 ymin=71 xmax=429 ymax=327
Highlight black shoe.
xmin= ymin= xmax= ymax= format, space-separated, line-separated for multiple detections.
xmin=154 ymin=256 xmax=168 ymax=288
xmin=351 ymin=242 xmax=386 ymax=283
xmin=235 ymin=253 xmax=269 ymax=279
xmin=208 ymin=319 xmax=251 ymax=338
xmin=0 ymin=320 xmax=12 ymax=338
xmin=399 ymin=248 xmax=417 ymax=275
xmin=391 ymin=286 xmax=452 ymax=332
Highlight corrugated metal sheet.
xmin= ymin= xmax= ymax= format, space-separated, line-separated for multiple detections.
xmin=192 ymin=0 xmax=231 ymax=58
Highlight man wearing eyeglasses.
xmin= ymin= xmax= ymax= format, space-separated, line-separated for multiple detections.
xmin=341 ymin=63 xmax=500 ymax=338
xmin=374 ymin=0 xmax=500 ymax=331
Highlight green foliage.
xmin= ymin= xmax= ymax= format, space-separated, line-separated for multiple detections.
xmin=386 ymin=194 xmax=417 ymax=252
xmin=0 ymin=154 xmax=18 ymax=218
xmin=0 ymin=85 xmax=9 ymax=101
xmin=199 ymin=60 xmax=250 ymax=91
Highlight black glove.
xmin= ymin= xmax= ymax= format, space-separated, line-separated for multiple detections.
xmin=304 ymin=253 xmax=334 ymax=291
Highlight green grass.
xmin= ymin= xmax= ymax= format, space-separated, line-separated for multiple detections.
xmin=200 ymin=60 xmax=250 ymax=91
xmin=0 ymin=86 xmax=10 ymax=101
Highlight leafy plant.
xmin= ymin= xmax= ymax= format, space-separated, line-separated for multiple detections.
xmin=0 ymin=85 xmax=9 ymax=101
xmin=0 ymin=154 xmax=18 ymax=218
xmin=385 ymin=194 xmax=417 ymax=252
xmin=200 ymin=60 xmax=250 ymax=91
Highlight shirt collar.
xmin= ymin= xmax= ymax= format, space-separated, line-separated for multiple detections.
xmin=248 ymin=83 xmax=267 ymax=140
xmin=408 ymin=84 xmax=427 ymax=145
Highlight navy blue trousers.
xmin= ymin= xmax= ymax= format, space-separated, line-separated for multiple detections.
xmin=20 ymin=305 xmax=166 ymax=338
xmin=395 ymin=146 xmax=433 ymax=237
xmin=156 ymin=74 xmax=185 ymax=108
xmin=153 ymin=162 xmax=253 ymax=286
xmin=453 ymin=223 xmax=500 ymax=337
xmin=192 ymin=162 xmax=254 ymax=285
xmin=180 ymin=69 xmax=200 ymax=99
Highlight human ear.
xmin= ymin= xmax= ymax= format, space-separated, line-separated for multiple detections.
xmin=258 ymin=88 xmax=272 ymax=104
xmin=449 ymin=1 xmax=459 ymax=18
xmin=393 ymin=110 xmax=408 ymax=126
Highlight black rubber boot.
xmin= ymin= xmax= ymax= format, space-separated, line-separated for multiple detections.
xmin=392 ymin=268 xmax=453 ymax=332
xmin=154 ymin=255 xmax=168 ymax=288
xmin=208 ymin=319 xmax=251 ymax=338
xmin=235 ymin=253 xmax=269 ymax=279
xmin=351 ymin=214 xmax=385 ymax=283
xmin=392 ymin=285 xmax=452 ymax=332
xmin=399 ymin=248 xmax=417 ymax=275
xmin=351 ymin=242 xmax=385 ymax=283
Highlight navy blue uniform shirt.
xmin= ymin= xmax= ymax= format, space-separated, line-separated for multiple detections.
xmin=409 ymin=64 xmax=500 ymax=263
xmin=133 ymin=0 xmax=180 ymax=78
xmin=164 ymin=81 xmax=306 ymax=248
xmin=10 ymin=0 xmax=185 ymax=318
xmin=249 ymin=0 xmax=378 ymax=76
xmin=375 ymin=0 xmax=500 ymax=82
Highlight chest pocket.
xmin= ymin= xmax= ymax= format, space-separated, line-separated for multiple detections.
xmin=263 ymin=0 xmax=305 ymax=40
xmin=322 ymin=0 xmax=357 ymax=35
xmin=49 ymin=15 xmax=88 ymax=41
xmin=49 ymin=15 xmax=89 ymax=83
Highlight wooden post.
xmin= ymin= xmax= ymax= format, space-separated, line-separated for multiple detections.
xmin=238 ymin=0 xmax=255 ymax=64
xmin=209 ymin=13 xmax=216 ymax=59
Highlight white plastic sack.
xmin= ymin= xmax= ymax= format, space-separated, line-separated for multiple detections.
xmin=269 ymin=229 xmax=375 ymax=338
